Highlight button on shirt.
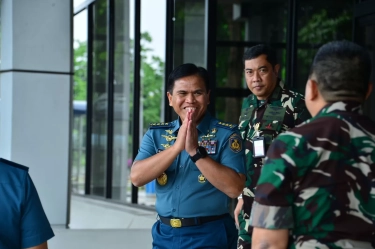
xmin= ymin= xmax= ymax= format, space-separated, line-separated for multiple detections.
xmin=135 ymin=112 xmax=246 ymax=218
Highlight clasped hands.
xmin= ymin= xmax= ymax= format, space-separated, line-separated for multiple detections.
xmin=173 ymin=108 xmax=199 ymax=157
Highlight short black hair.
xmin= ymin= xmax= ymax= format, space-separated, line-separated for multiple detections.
xmin=309 ymin=40 xmax=372 ymax=102
xmin=167 ymin=63 xmax=210 ymax=93
xmin=243 ymin=44 xmax=278 ymax=67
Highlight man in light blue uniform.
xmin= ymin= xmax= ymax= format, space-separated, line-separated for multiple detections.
xmin=0 ymin=158 xmax=55 ymax=249
xmin=131 ymin=63 xmax=246 ymax=249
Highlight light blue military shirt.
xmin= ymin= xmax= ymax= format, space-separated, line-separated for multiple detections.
xmin=135 ymin=112 xmax=246 ymax=218
xmin=0 ymin=158 xmax=54 ymax=249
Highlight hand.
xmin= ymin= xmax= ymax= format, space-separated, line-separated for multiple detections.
xmin=234 ymin=197 xmax=243 ymax=229
xmin=173 ymin=112 xmax=189 ymax=153
xmin=185 ymin=108 xmax=199 ymax=155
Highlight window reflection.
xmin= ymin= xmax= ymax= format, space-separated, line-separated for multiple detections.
xmin=215 ymin=1 xmax=288 ymax=123
xmin=296 ymin=1 xmax=353 ymax=93
xmin=137 ymin=0 xmax=166 ymax=206
xmin=174 ymin=0 xmax=206 ymax=67
xmin=111 ymin=0 xmax=133 ymax=202
xmin=91 ymin=0 xmax=108 ymax=197
xmin=72 ymin=9 xmax=88 ymax=195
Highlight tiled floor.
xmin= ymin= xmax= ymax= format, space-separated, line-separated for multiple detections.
xmin=48 ymin=194 xmax=157 ymax=249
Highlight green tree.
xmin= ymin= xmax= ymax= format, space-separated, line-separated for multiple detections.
xmin=73 ymin=40 xmax=88 ymax=101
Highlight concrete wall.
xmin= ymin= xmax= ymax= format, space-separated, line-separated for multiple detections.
xmin=0 ymin=0 xmax=72 ymax=225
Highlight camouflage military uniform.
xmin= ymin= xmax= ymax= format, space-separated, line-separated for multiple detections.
xmin=237 ymin=81 xmax=310 ymax=248
xmin=250 ymin=101 xmax=375 ymax=248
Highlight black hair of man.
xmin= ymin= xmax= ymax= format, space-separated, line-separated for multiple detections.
xmin=167 ymin=63 xmax=210 ymax=94
xmin=243 ymin=44 xmax=278 ymax=68
xmin=309 ymin=40 xmax=372 ymax=102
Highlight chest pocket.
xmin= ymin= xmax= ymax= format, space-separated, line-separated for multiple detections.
xmin=239 ymin=107 xmax=254 ymax=132
xmin=259 ymin=106 xmax=286 ymax=145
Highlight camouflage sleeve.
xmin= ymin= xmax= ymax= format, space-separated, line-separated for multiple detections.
xmin=293 ymin=94 xmax=311 ymax=125
xmin=250 ymin=132 xmax=303 ymax=230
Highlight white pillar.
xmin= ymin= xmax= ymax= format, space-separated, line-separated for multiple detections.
xmin=0 ymin=0 xmax=72 ymax=225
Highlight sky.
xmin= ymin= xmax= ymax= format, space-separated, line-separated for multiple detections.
xmin=74 ymin=0 xmax=166 ymax=61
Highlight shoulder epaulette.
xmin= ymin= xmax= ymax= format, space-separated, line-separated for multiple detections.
xmin=215 ymin=121 xmax=238 ymax=130
xmin=0 ymin=158 xmax=29 ymax=171
xmin=149 ymin=122 xmax=173 ymax=129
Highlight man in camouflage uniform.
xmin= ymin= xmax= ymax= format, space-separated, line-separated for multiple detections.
xmin=235 ymin=44 xmax=310 ymax=249
xmin=250 ymin=40 xmax=375 ymax=248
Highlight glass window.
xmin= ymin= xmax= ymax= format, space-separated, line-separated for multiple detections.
xmin=91 ymin=0 xmax=108 ymax=197
xmin=296 ymin=0 xmax=353 ymax=93
xmin=174 ymin=0 xmax=206 ymax=67
xmin=72 ymin=9 xmax=88 ymax=195
xmin=356 ymin=22 xmax=375 ymax=120
xmin=136 ymin=0 xmax=166 ymax=206
xmin=111 ymin=0 xmax=134 ymax=202
xmin=216 ymin=1 xmax=288 ymax=123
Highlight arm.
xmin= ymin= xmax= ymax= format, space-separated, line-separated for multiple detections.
xmin=22 ymin=175 xmax=54 ymax=248
xmin=130 ymin=145 xmax=181 ymax=187
xmin=185 ymin=109 xmax=245 ymax=198
xmin=249 ymin=136 xmax=300 ymax=248
xmin=193 ymin=155 xmax=246 ymax=198
xmin=252 ymin=228 xmax=289 ymax=249
xmin=25 ymin=242 xmax=48 ymax=249
xmin=234 ymin=197 xmax=243 ymax=227
xmin=131 ymin=115 xmax=189 ymax=187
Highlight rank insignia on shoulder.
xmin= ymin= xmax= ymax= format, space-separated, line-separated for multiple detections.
xmin=229 ymin=134 xmax=242 ymax=153
xmin=149 ymin=122 xmax=172 ymax=129
xmin=215 ymin=121 xmax=237 ymax=130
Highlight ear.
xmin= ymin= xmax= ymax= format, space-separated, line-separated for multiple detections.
xmin=167 ymin=92 xmax=173 ymax=106
xmin=307 ymin=79 xmax=319 ymax=101
xmin=274 ymin=64 xmax=281 ymax=75
xmin=207 ymin=90 xmax=211 ymax=105
xmin=365 ymin=83 xmax=373 ymax=100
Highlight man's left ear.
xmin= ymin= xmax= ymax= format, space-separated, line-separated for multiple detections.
xmin=207 ymin=90 xmax=211 ymax=105
xmin=274 ymin=64 xmax=281 ymax=75
xmin=167 ymin=92 xmax=172 ymax=106
xmin=365 ymin=83 xmax=373 ymax=100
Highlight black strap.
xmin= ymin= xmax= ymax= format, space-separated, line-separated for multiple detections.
xmin=159 ymin=214 xmax=228 ymax=227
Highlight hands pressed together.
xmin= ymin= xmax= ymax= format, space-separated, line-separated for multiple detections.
xmin=174 ymin=108 xmax=199 ymax=156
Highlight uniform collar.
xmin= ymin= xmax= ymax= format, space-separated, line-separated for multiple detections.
xmin=317 ymin=101 xmax=363 ymax=116
xmin=249 ymin=79 xmax=284 ymax=106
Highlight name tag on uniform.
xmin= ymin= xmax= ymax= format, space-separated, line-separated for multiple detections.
xmin=252 ymin=136 xmax=265 ymax=158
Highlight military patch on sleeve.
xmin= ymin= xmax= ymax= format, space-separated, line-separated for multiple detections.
xmin=149 ymin=122 xmax=173 ymax=129
xmin=215 ymin=121 xmax=237 ymax=130
xmin=229 ymin=133 xmax=242 ymax=153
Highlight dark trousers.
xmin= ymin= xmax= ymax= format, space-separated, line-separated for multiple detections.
xmin=152 ymin=213 xmax=237 ymax=249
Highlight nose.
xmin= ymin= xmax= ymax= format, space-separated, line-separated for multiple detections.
xmin=186 ymin=93 xmax=196 ymax=103
xmin=252 ymin=70 xmax=261 ymax=82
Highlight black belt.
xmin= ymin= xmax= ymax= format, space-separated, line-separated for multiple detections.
xmin=159 ymin=214 xmax=228 ymax=228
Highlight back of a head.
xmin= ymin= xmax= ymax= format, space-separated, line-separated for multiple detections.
xmin=310 ymin=40 xmax=372 ymax=102
xmin=167 ymin=63 xmax=210 ymax=93
xmin=243 ymin=44 xmax=278 ymax=67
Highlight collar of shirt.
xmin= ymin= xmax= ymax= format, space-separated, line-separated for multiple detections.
xmin=250 ymin=80 xmax=284 ymax=107
xmin=317 ymin=101 xmax=363 ymax=116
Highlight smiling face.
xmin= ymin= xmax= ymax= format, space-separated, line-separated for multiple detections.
xmin=167 ymin=74 xmax=210 ymax=124
xmin=244 ymin=54 xmax=280 ymax=100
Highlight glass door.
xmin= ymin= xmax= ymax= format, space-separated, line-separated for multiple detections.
xmin=354 ymin=0 xmax=375 ymax=120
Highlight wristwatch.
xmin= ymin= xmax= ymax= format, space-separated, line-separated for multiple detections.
xmin=190 ymin=146 xmax=208 ymax=163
